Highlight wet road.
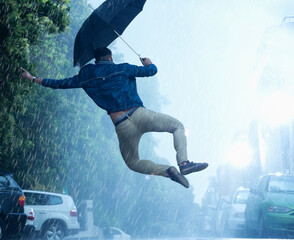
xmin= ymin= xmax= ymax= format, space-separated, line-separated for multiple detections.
xmin=6 ymin=237 xmax=292 ymax=240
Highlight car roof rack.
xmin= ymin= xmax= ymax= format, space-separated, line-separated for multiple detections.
xmin=283 ymin=16 xmax=294 ymax=23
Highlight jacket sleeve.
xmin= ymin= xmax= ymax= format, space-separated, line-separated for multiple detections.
xmin=41 ymin=65 xmax=91 ymax=89
xmin=123 ymin=63 xmax=158 ymax=78
xmin=42 ymin=75 xmax=80 ymax=89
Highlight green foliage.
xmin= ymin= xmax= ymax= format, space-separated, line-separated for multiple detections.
xmin=0 ymin=0 xmax=70 ymax=187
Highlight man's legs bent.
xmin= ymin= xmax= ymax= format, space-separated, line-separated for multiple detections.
xmin=130 ymin=108 xmax=208 ymax=176
xmin=131 ymin=108 xmax=188 ymax=165
xmin=116 ymin=119 xmax=170 ymax=177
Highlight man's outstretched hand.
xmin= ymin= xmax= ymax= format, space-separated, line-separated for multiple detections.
xmin=20 ymin=67 xmax=33 ymax=82
xmin=140 ymin=57 xmax=152 ymax=66
xmin=20 ymin=67 xmax=42 ymax=84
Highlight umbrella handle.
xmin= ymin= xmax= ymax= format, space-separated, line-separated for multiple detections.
xmin=113 ymin=30 xmax=141 ymax=58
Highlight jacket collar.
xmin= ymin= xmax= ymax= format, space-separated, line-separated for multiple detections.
xmin=96 ymin=60 xmax=114 ymax=65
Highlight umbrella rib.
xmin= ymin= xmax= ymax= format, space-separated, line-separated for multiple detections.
xmin=88 ymin=4 xmax=140 ymax=58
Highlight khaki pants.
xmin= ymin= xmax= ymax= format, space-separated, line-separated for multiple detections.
xmin=115 ymin=107 xmax=188 ymax=177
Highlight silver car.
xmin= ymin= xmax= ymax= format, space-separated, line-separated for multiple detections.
xmin=216 ymin=187 xmax=250 ymax=237
xmin=23 ymin=190 xmax=79 ymax=239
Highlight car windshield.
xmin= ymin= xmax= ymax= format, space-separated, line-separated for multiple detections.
xmin=267 ymin=175 xmax=294 ymax=193
xmin=0 ymin=174 xmax=21 ymax=189
xmin=234 ymin=190 xmax=250 ymax=204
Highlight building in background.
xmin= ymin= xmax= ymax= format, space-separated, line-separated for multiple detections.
xmin=256 ymin=16 xmax=294 ymax=175
xmin=201 ymin=16 xmax=294 ymax=236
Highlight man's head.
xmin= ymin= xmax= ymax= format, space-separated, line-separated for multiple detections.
xmin=94 ymin=47 xmax=112 ymax=63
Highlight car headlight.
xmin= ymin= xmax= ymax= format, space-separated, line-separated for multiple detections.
xmin=268 ymin=206 xmax=292 ymax=213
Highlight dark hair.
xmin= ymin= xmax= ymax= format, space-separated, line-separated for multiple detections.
xmin=94 ymin=47 xmax=112 ymax=62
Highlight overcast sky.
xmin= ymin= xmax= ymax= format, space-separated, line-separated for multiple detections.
xmin=88 ymin=0 xmax=294 ymax=204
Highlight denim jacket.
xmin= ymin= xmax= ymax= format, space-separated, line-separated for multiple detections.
xmin=42 ymin=61 xmax=158 ymax=114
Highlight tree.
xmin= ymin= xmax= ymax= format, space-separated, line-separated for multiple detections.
xmin=0 ymin=0 xmax=70 ymax=188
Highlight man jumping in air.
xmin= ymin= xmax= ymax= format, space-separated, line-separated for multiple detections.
xmin=21 ymin=47 xmax=208 ymax=188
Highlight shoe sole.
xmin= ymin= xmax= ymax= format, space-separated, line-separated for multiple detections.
xmin=167 ymin=167 xmax=189 ymax=188
xmin=180 ymin=163 xmax=209 ymax=175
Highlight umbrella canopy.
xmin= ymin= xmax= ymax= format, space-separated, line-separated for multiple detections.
xmin=74 ymin=0 xmax=146 ymax=67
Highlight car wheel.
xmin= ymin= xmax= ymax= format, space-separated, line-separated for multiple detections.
xmin=0 ymin=218 xmax=6 ymax=239
xmin=43 ymin=222 xmax=66 ymax=240
xmin=258 ymin=214 xmax=268 ymax=238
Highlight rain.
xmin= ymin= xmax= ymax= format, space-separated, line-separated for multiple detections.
xmin=1 ymin=0 xmax=294 ymax=239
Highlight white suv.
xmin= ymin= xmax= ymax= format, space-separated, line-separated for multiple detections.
xmin=23 ymin=190 xmax=79 ymax=239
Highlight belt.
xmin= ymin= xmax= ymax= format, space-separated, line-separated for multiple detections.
xmin=114 ymin=107 xmax=139 ymax=126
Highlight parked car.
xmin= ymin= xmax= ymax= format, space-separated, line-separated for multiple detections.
xmin=201 ymin=205 xmax=217 ymax=235
xmin=214 ymin=196 xmax=230 ymax=236
xmin=103 ymin=227 xmax=131 ymax=240
xmin=23 ymin=190 xmax=79 ymax=239
xmin=245 ymin=173 xmax=294 ymax=237
xmin=215 ymin=187 xmax=250 ymax=237
xmin=0 ymin=170 xmax=27 ymax=239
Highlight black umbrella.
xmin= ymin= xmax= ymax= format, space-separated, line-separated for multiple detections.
xmin=74 ymin=0 xmax=146 ymax=67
